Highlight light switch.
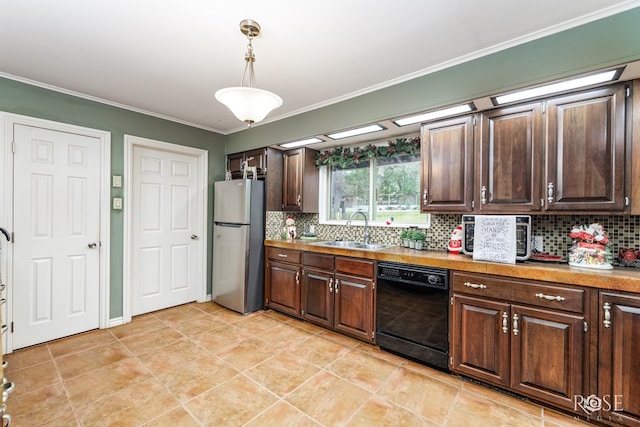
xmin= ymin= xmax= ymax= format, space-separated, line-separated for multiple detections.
xmin=112 ymin=175 xmax=122 ymax=188
xmin=113 ymin=197 xmax=123 ymax=210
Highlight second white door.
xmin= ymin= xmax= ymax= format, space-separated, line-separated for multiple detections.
xmin=131 ymin=145 xmax=200 ymax=315
xmin=12 ymin=123 xmax=102 ymax=349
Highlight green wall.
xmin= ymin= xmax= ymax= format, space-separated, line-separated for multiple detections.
xmin=0 ymin=77 xmax=226 ymax=319
xmin=226 ymin=7 xmax=640 ymax=152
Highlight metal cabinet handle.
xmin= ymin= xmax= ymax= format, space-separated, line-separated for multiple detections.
xmin=335 ymin=279 xmax=340 ymax=294
xmin=295 ymin=272 xmax=300 ymax=285
xmin=464 ymin=281 xmax=487 ymax=290
xmin=502 ymin=312 xmax=509 ymax=334
xmin=512 ymin=314 xmax=519 ymax=336
xmin=603 ymin=302 xmax=611 ymax=328
xmin=480 ymin=186 xmax=487 ymax=204
xmin=422 ymin=189 xmax=428 ymax=206
xmin=328 ymin=278 xmax=333 ymax=293
xmin=535 ymin=292 xmax=566 ymax=302
xmin=88 ymin=242 xmax=97 ymax=249
xmin=547 ymin=182 xmax=554 ymax=203
xmin=277 ymin=253 xmax=288 ymax=258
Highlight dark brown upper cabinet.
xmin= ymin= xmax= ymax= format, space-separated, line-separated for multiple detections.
xmin=420 ymin=115 xmax=475 ymax=212
xmin=545 ymin=84 xmax=627 ymax=212
xmin=477 ymin=102 xmax=543 ymax=213
xmin=282 ymin=148 xmax=319 ymax=213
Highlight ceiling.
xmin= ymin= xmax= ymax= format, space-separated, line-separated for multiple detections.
xmin=1 ymin=0 xmax=640 ymax=147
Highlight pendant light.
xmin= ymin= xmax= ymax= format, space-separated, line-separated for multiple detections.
xmin=215 ymin=19 xmax=283 ymax=127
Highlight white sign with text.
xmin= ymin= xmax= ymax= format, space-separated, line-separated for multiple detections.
xmin=472 ymin=215 xmax=517 ymax=264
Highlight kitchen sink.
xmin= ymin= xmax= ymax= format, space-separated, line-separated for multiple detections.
xmin=311 ymin=240 xmax=393 ymax=250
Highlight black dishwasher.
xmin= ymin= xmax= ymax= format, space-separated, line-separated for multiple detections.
xmin=376 ymin=262 xmax=449 ymax=371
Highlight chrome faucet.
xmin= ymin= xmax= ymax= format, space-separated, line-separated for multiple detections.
xmin=347 ymin=210 xmax=370 ymax=245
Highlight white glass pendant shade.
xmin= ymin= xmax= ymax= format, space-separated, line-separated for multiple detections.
xmin=215 ymin=87 xmax=283 ymax=125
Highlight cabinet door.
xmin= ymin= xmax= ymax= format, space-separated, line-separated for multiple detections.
xmin=451 ymin=294 xmax=510 ymax=387
xmin=302 ymin=267 xmax=333 ymax=328
xmin=478 ymin=103 xmax=542 ymax=212
xmin=333 ymin=273 xmax=374 ymax=342
xmin=245 ymin=148 xmax=267 ymax=177
xmin=227 ymin=152 xmax=245 ymax=179
xmin=282 ymin=149 xmax=303 ymax=211
xmin=598 ymin=292 xmax=640 ymax=426
xmin=546 ymin=85 xmax=626 ymax=211
xmin=265 ymin=261 xmax=301 ymax=317
xmin=420 ymin=115 xmax=475 ymax=212
xmin=510 ymin=304 xmax=585 ymax=412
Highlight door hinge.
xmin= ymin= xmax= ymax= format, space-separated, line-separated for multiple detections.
xmin=265 ymin=298 xmax=269 ymax=304
xmin=450 ymin=296 xmax=454 ymax=306
xmin=11 ymin=232 xmax=14 ymax=243
xmin=449 ymin=356 xmax=453 ymax=366
xmin=471 ymin=200 xmax=475 ymax=209
xmin=11 ymin=322 xmax=14 ymax=333
xmin=301 ymin=310 xmax=305 ymax=315
xmin=472 ymin=116 xmax=476 ymax=126
xmin=625 ymin=196 xmax=630 ymax=207
xmin=584 ymin=321 xmax=588 ymax=333
xmin=11 ymin=142 xmax=16 ymax=153
xmin=626 ymin=86 xmax=631 ymax=97
xmin=542 ymin=103 xmax=546 ymax=114
xmin=371 ymin=331 xmax=375 ymax=340
xmin=372 ymin=281 xmax=375 ymax=290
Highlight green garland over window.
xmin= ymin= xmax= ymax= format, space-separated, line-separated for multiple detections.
xmin=315 ymin=137 xmax=420 ymax=168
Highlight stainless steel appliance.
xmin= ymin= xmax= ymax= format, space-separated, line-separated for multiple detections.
xmin=376 ymin=262 xmax=450 ymax=371
xmin=212 ymin=179 xmax=265 ymax=314
xmin=461 ymin=215 xmax=532 ymax=261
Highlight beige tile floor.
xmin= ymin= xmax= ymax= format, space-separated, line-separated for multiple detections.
xmin=3 ymin=302 xmax=591 ymax=426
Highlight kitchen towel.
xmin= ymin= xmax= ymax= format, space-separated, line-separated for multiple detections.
xmin=472 ymin=215 xmax=517 ymax=264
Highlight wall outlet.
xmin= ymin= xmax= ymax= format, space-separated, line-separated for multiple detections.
xmin=533 ymin=235 xmax=544 ymax=253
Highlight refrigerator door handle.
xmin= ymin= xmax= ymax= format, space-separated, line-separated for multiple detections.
xmin=214 ymin=222 xmax=243 ymax=228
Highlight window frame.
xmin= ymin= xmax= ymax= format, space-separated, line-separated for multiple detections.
xmin=318 ymin=155 xmax=430 ymax=229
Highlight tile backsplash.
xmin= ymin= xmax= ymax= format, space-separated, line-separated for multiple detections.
xmin=266 ymin=211 xmax=640 ymax=259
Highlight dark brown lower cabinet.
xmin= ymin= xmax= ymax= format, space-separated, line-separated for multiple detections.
xmin=598 ymin=292 xmax=640 ymax=427
xmin=301 ymin=253 xmax=375 ymax=343
xmin=265 ymin=248 xmax=302 ymax=317
xmin=450 ymin=272 xmax=587 ymax=414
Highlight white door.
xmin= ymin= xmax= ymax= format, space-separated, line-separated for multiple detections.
xmin=13 ymin=124 xmax=101 ymax=349
xmin=131 ymin=145 xmax=200 ymax=315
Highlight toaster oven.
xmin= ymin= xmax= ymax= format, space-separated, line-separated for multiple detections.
xmin=461 ymin=215 xmax=532 ymax=261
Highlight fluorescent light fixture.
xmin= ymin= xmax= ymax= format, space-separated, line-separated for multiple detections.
xmin=393 ymin=103 xmax=475 ymax=126
xmin=493 ymin=68 xmax=622 ymax=105
xmin=280 ymin=137 xmax=323 ymax=149
xmin=327 ymin=124 xmax=385 ymax=140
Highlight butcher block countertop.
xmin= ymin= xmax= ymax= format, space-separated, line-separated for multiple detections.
xmin=265 ymin=239 xmax=640 ymax=294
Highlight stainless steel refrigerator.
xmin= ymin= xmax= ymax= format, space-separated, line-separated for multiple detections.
xmin=212 ymin=179 xmax=265 ymax=314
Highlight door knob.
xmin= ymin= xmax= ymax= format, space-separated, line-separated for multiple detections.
xmin=191 ymin=234 xmax=199 ymax=240
xmin=88 ymin=242 xmax=97 ymax=249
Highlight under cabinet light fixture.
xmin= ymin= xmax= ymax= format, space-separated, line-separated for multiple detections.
xmin=326 ymin=124 xmax=385 ymax=140
xmin=280 ymin=137 xmax=324 ymax=149
xmin=393 ymin=103 xmax=475 ymax=126
xmin=493 ymin=68 xmax=623 ymax=105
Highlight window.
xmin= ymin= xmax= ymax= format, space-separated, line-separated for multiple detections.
xmin=320 ymin=152 xmax=429 ymax=227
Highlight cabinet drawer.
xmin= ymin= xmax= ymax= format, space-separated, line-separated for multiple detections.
xmin=303 ymin=252 xmax=334 ymax=270
xmin=452 ymin=272 xmax=584 ymax=313
xmin=335 ymin=257 xmax=374 ymax=278
xmin=266 ymin=247 xmax=301 ymax=264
